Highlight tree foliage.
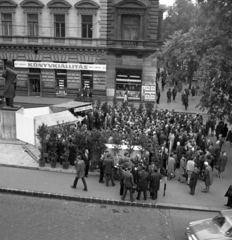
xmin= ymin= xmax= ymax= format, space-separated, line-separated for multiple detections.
xmin=163 ymin=0 xmax=198 ymax=41
xmin=159 ymin=0 xmax=232 ymax=121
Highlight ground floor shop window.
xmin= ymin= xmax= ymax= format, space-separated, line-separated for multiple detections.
xmin=55 ymin=69 xmax=67 ymax=96
xmin=81 ymin=71 xmax=93 ymax=90
xmin=115 ymin=69 xmax=142 ymax=100
xmin=28 ymin=67 xmax=41 ymax=96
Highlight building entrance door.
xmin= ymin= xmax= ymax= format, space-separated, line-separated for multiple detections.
xmin=29 ymin=75 xmax=40 ymax=96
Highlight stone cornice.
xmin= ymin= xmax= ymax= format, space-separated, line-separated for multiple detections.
xmin=0 ymin=0 xmax=17 ymax=8
xmin=118 ymin=8 xmax=145 ymax=15
xmin=75 ymin=0 xmax=99 ymax=15
xmin=47 ymin=0 xmax=71 ymax=9
xmin=20 ymin=0 xmax=44 ymax=9
xmin=74 ymin=0 xmax=99 ymax=9
xmin=115 ymin=0 xmax=147 ymax=9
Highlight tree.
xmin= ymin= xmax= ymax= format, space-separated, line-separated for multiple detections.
xmin=137 ymin=134 xmax=150 ymax=156
xmin=111 ymin=132 xmax=123 ymax=156
xmin=37 ymin=123 xmax=49 ymax=162
xmin=159 ymin=0 xmax=232 ymax=121
xmin=163 ymin=0 xmax=198 ymax=41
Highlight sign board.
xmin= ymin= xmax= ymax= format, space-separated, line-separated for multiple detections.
xmin=15 ymin=61 xmax=106 ymax=72
xmin=74 ymin=105 xmax=93 ymax=112
xmin=142 ymin=84 xmax=156 ymax=102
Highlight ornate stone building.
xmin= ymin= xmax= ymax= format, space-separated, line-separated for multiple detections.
xmin=106 ymin=0 xmax=165 ymax=101
xmin=0 ymin=0 xmax=165 ymax=99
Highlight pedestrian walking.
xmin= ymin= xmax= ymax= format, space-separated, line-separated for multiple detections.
xmin=224 ymin=185 xmax=232 ymax=209
xmin=217 ymin=151 xmax=227 ymax=178
xmin=189 ymin=166 xmax=200 ymax=195
xmin=121 ymin=168 xmax=135 ymax=202
xmin=202 ymin=162 xmax=213 ymax=193
xmin=161 ymin=77 xmax=166 ymax=91
xmin=172 ymin=87 xmax=177 ymax=101
xmin=156 ymin=88 xmax=161 ymax=104
xmin=71 ymin=155 xmax=88 ymax=191
xmin=226 ymin=128 xmax=232 ymax=147
xmin=156 ymin=69 xmax=161 ymax=81
xmin=136 ymin=166 xmax=149 ymax=201
xmin=182 ymin=93 xmax=189 ymax=110
xmin=82 ymin=149 xmax=90 ymax=178
xmin=167 ymin=89 xmax=172 ymax=103
xmin=191 ymin=87 xmax=196 ymax=100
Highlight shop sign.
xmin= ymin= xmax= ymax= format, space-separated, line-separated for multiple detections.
xmin=142 ymin=84 xmax=156 ymax=102
xmin=15 ymin=61 xmax=106 ymax=72
xmin=74 ymin=105 xmax=93 ymax=112
xmin=116 ymin=78 xmax=141 ymax=82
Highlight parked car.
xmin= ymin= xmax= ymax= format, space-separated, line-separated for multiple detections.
xmin=186 ymin=210 xmax=232 ymax=240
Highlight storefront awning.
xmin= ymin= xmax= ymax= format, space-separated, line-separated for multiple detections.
xmin=51 ymin=101 xmax=92 ymax=113
xmin=35 ymin=110 xmax=77 ymax=127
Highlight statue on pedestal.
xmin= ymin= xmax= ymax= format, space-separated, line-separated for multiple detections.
xmin=2 ymin=59 xmax=17 ymax=107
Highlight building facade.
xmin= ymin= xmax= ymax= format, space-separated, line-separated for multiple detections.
xmin=0 ymin=0 xmax=164 ymax=99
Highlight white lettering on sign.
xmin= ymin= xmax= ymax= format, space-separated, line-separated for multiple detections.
xmin=15 ymin=61 xmax=106 ymax=72
xmin=74 ymin=105 xmax=93 ymax=112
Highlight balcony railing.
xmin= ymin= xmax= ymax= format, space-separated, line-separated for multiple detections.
xmin=111 ymin=39 xmax=146 ymax=49
xmin=0 ymin=35 xmax=107 ymax=48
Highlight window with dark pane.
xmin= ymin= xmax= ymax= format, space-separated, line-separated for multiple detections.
xmin=122 ymin=16 xmax=139 ymax=40
xmin=2 ymin=14 xmax=12 ymax=36
xmin=28 ymin=14 xmax=38 ymax=37
xmin=54 ymin=14 xmax=65 ymax=38
xmin=82 ymin=15 xmax=93 ymax=39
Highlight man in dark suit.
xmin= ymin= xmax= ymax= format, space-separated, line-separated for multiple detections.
xmin=99 ymin=152 xmax=106 ymax=183
xmin=121 ymin=168 xmax=135 ymax=202
xmin=81 ymin=149 xmax=90 ymax=178
xmin=149 ymin=168 xmax=162 ymax=200
xmin=136 ymin=166 xmax=149 ymax=201
xmin=104 ymin=153 xmax=115 ymax=187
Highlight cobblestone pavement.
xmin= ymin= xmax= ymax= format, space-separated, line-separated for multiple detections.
xmin=0 ymin=194 xmax=175 ymax=240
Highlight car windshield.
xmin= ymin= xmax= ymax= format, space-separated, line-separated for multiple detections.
xmin=213 ymin=213 xmax=232 ymax=236
xmin=213 ymin=213 xmax=226 ymax=227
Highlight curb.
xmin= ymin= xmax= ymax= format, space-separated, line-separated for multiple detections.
xmin=0 ymin=163 xmax=99 ymax=175
xmin=22 ymin=145 xmax=39 ymax=162
xmin=0 ymin=141 xmax=25 ymax=145
xmin=0 ymin=187 xmax=222 ymax=212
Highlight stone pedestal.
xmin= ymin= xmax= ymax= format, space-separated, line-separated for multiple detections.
xmin=0 ymin=106 xmax=21 ymax=140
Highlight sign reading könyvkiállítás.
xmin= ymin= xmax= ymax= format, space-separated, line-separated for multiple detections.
xmin=15 ymin=61 xmax=106 ymax=72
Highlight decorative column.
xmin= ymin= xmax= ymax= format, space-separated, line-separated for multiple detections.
xmin=139 ymin=15 xmax=144 ymax=39
xmin=116 ymin=13 xmax=122 ymax=47
xmin=138 ymin=14 xmax=144 ymax=48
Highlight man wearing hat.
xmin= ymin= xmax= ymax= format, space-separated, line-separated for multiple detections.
xmin=189 ymin=166 xmax=200 ymax=195
xmin=71 ymin=155 xmax=88 ymax=191
xmin=149 ymin=167 xmax=162 ymax=200
xmin=136 ymin=166 xmax=149 ymax=201
xmin=1 ymin=59 xmax=18 ymax=107
xmin=104 ymin=153 xmax=115 ymax=187
xmin=202 ymin=162 xmax=213 ymax=193
xmin=121 ymin=168 xmax=135 ymax=202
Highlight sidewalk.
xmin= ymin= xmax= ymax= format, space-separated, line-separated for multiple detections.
xmin=9 ymin=83 xmax=207 ymax=115
xmin=0 ymin=86 xmax=224 ymax=212
xmin=0 ymin=140 xmax=230 ymax=212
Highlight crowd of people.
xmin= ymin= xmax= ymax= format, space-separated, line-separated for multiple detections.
xmin=70 ymin=101 xmax=231 ymax=205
